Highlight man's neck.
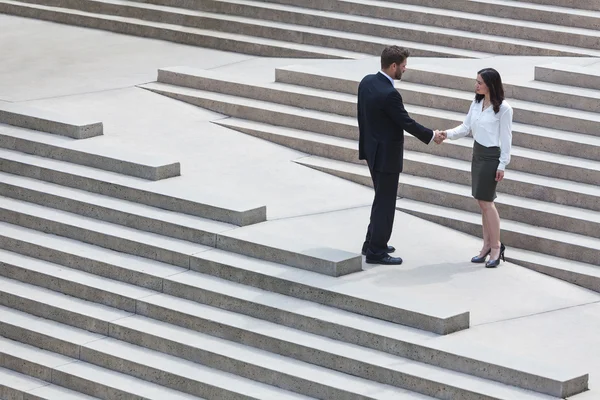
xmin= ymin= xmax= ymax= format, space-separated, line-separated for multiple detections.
xmin=379 ymin=70 xmax=395 ymax=85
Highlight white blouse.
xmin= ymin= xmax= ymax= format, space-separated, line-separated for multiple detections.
xmin=446 ymin=100 xmax=514 ymax=171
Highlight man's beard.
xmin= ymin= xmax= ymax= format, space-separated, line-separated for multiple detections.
xmin=395 ymin=70 xmax=403 ymax=80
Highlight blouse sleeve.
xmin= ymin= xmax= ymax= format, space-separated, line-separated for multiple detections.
xmin=498 ymin=105 xmax=514 ymax=171
xmin=446 ymin=101 xmax=475 ymax=140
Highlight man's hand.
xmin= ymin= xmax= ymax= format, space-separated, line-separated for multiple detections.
xmin=433 ymin=130 xmax=446 ymax=144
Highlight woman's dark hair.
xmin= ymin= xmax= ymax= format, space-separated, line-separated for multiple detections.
xmin=475 ymin=68 xmax=504 ymax=114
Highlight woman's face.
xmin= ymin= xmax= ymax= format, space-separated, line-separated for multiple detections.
xmin=476 ymin=74 xmax=489 ymax=96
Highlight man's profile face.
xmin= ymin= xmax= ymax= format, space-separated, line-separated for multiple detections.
xmin=394 ymin=60 xmax=407 ymax=80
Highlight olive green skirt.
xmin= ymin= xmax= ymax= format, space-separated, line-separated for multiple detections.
xmin=472 ymin=140 xmax=501 ymax=201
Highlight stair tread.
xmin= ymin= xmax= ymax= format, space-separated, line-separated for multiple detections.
xmin=212 ymin=116 xmax=600 ymax=197
xmin=0 ymin=305 xmax=559 ymax=400
xmin=0 ymin=171 xmax=234 ymax=233
xmin=0 ymin=123 xmax=178 ymax=167
xmin=395 ymin=198 xmax=600 ymax=249
xmin=0 ymin=147 xmax=262 ymax=215
xmin=0 ymin=0 xmax=373 ymax=59
xmin=0 ymin=366 xmax=50 ymax=394
xmin=0 ymin=195 xmax=212 ymax=256
xmin=77 ymin=0 xmax=600 ymax=57
xmin=295 ymin=155 xmax=600 ymax=223
xmin=0 ymin=366 xmax=100 ymax=399
xmin=508 ymin=248 xmax=600 ymax=278
xmin=0 ymin=337 xmax=206 ymax=400
xmin=0 ymin=221 xmax=186 ymax=278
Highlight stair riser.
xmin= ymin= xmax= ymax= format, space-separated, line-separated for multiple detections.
xmin=0 ymin=157 xmax=265 ymax=226
xmin=148 ymin=87 xmax=357 ymax=139
xmin=108 ymin=323 xmax=492 ymax=400
xmin=0 ymin=2 xmax=339 ymax=59
xmin=535 ymin=66 xmax=600 ymax=91
xmin=399 ymin=209 xmax=600 ymax=265
xmin=507 ymin=258 xmax=600 ymax=294
xmin=275 ymin=69 xmax=600 ymax=161
xmin=0 ymin=206 xmax=193 ymax=268
xmin=399 ymin=184 xmax=600 ymax=239
xmin=0 ymin=353 xmax=53 ymax=383
xmin=170 ymin=0 xmax=600 ymax=51
xmin=265 ymin=0 xmax=600 ymax=30
xmin=0 ymin=133 xmax=180 ymax=181
xmin=0 ymin=320 xmax=83 ymax=359
xmin=0 ymin=181 xmax=218 ymax=247
xmin=0 ymin=233 xmax=166 ymax=291
xmin=0 ymin=109 xmax=103 ymax=140
xmin=511 ymin=0 xmax=600 ymax=11
xmin=404 ymin=69 xmax=600 ymax=114
xmin=399 ymin=88 xmax=600 ymax=137
xmin=228 ymin=122 xmax=600 ymax=187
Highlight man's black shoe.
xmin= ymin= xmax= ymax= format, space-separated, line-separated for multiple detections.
xmin=365 ymin=255 xmax=403 ymax=265
xmin=362 ymin=245 xmax=396 ymax=256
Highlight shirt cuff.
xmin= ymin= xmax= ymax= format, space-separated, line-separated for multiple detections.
xmin=498 ymin=163 xmax=506 ymax=171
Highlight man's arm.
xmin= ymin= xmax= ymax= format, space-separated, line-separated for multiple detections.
xmin=383 ymin=90 xmax=434 ymax=144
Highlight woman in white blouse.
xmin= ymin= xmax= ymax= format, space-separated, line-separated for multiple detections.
xmin=441 ymin=68 xmax=513 ymax=268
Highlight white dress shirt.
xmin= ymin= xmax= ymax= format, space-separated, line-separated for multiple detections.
xmin=446 ymin=99 xmax=514 ymax=171
xmin=379 ymin=71 xmax=435 ymax=145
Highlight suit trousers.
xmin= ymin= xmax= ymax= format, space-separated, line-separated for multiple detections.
xmin=363 ymin=165 xmax=400 ymax=259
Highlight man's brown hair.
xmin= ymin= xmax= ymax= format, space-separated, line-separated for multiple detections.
xmin=381 ymin=46 xmax=410 ymax=69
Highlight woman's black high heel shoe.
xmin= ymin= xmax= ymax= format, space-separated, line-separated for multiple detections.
xmin=486 ymin=243 xmax=506 ymax=268
xmin=471 ymin=248 xmax=491 ymax=263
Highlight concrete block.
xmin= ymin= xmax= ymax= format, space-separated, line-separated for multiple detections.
xmin=0 ymin=128 xmax=181 ymax=180
xmin=535 ymin=63 xmax=600 ymax=90
xmin=0 ymin=103 xmax=102 ymax=139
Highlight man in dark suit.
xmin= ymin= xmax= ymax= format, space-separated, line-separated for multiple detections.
xmin=358 ymin=46 xmax=444 ymax=265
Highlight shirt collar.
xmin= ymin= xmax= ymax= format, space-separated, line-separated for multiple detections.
xmin=379 ymin=70 xmax=395 ymax=86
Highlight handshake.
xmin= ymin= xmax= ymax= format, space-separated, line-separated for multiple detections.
xmin=433 ymin=130 xmax=447 ymax=144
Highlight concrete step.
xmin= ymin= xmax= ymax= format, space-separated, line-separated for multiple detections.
xmin=0 ymin=367 xmax=100 ymax=400
xmin=395 ymin=198 xmax=600 ymax=266
xmin=0 ymin=229 xmax=465 ymax=335
xmin=158 ymin=66 xmax=600 ymax=163
xmin=506 ymin=248 xmax=600 ymax=294
xmin=535 ymin=62 xmax=600 ymax=90
xmin=15 ymin=0 xmax=493 ymax=59
xmin=272 ymin=65 xmax=600 ymax=137
xmin=0 ymin=0 xmax=368 ymax=60
xmin=0 ymin=147 xmax=266 ymax=226
xmin=0 ymin=102 xmax=102 ymax=139
xmin=509 ymin=0 xmax=600 ymax=11
xmin=0 ymin=172 xmax=359 ymax=276
xmin=178 ymin=0 xmax=600 ymax=51
xmin=145 ymin=73 xmax=600 ymax=183
xmin=0 ymin=124 xmax=180 ymax=180
xmin=266 ymin=0 xmax=600 ymax=30
xmin=0 ymin=336 xmax=237 ymax=400
xmin=291 ymin=153 xmax=600 ymax=239
xmin=1 ymin=306 xmax=574 ymax=400
xmin=403 ymin=63 xmax=600 ymax=114
xmin=0 ymin=221 xmax=463 ymax=332
xmin=0 ymin=271 xmax=585 ymax=398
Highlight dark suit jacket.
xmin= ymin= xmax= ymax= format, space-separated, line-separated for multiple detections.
xmin=357 ymin=72 xmax=434 ymax=173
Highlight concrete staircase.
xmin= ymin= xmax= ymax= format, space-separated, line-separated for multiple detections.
xmin=2 ymin=0 xmax=600 ymax=58
xmin=138 ymin=59 xmax=600 ymax=297
xmin=0 ymin=90 xmax=591 ymax=399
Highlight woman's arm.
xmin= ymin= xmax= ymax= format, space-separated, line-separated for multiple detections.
xmin=498 ymin=106 xmax=514 ymax=171
xmin=445 ymin=101 xmax=475 ymax=140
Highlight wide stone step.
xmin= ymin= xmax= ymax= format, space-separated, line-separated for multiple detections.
xmin=217 ymin=116 xmax=600 ymax=190
xmin=155 ymin=66 xmax=600 ymax=163
xmin=0 ymin=147 xmax=266 ymax=226
xmin=0 ymin=335 xmax=272 ymax=400
xmin=0 ymin=272 xmax=585 ymax=398
xmin=265 ymin=0 xmax=600 ymax=30
xmin=291 ymin=154 xmax=600 ymax=240
xmin=535 ymin=62 xmax=600 ymax=90
xmin=403 ymin=63 xmax=600 ymax=114
xmin=510 ymin=0 xmax=600 ymax=11
xmin=506 ymin=248 xmax=600 ymax=294
xmin=0 ymin=124 xmax=180 ymax=180
xmin=0 ymin=367 xmax=100 ymax=400
xmin=0 ymin=172 xmax=358 ymax=276
xmin=273 ymin=65 xmax=600 ymax=137
xmin=0 ymin=0 xmax=368 ymax=59
xmin=169 ymin=0 xmax=600 ymax=51
xmin=0 ymin=221 xmax=462 ymax=332
xmin=395 ymin=199 xmax=600 ymax=266
xmin=0 ymin=102 xmax=102 ymax=139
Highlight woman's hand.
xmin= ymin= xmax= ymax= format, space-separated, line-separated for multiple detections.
xmin=495 ymin=170 xmax=504 ymax=182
